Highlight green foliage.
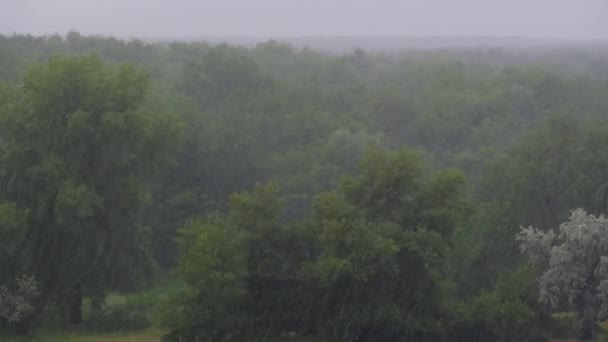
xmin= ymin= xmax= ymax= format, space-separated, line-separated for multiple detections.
xmin=163 ymin=218 xmax=248 ymax=342
xmin=302 ymin=149 xmax=470 ymax=341
xmin=551 ymin=312 xmax=577 ymax=338
xmin=181 ymin=44 xmax=272 ymax=108
xmin=165 ymin=150 xmax=472 ymax=341
xmin=0 ymin=202 xmax=28 ymax=272
xmin=80 ymin=280 xmax=180 ymax=334
xmin=85 ymin=302 xmax=150 ymax=333
xmin=476 ymin=116 xmax=608 ymax=291
xmin=448 ymin=267 xmax=548 ymax=342
xmin=598 ymin=320 xmax=608 ymax=342
xmin=341 ymin=148 xmax=425 ymax=224
xmin=0 ymin=54 xmax=179 ymax=329
xmin=2 ymin=33 xmax=608 ymax=340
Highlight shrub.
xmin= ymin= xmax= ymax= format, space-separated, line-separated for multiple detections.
xmin=0 ymin=276 xmax=39 ymax=332
xmin=550 ymin=312 xmax=577 ymax=339
xmin=448 ymin=267 xmax=549 ymax=342
xmin=84 ymin=297 xmax=151 ymax=332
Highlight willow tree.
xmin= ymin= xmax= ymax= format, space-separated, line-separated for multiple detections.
xmin=0 ymin=55 xmax=178 ymax=328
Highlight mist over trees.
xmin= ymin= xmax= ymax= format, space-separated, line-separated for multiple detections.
xmin=1 ymin=32 xmax=608 ymax=341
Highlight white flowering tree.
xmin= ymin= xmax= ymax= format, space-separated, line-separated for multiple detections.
xmin=0 ymin=276 xmax=39 ymax=330
xmin=518 ymin=209 xmax=608 ymax=340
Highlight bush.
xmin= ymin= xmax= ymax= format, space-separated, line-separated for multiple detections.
xmin=447 ymin=267 xmax=549 ymax=342
xmin=161 ymin=219 xmax=248 ymax=342
xmin=597 ymin=321 xmax=608 ymax=342
xmin=0 ymin=276 xmax=39 ymax=332
xmin=550 ymin=312 xmax=577 ymax=339
xmin=84 ymin=297 xmax=151 ymax=332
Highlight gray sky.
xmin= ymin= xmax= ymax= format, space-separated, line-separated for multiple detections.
xmin=2 ymin=0 xmax=607 ymax=39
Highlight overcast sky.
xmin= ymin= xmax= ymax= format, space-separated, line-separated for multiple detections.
xmin=2 ymin=0 xmax=607 ymax=39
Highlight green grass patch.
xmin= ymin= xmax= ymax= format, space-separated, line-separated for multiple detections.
xmin=1 ymin=328 xmax=164 ymax=342
xmin=1 ymin=279 xmax=183 ymax=341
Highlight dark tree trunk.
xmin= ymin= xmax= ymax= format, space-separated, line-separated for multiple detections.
xmin=68 ymin=285 xmax=82 ymax=325
xmin=578 ymin=290 xmax=598 ymax=341
xmin=13 ymin=317 xmax=33 ymax=335
xmin=579 ymin=316 xmax=595 ymax=341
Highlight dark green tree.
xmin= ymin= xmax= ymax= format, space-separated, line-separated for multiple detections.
xmin=304 ymin=148 xmax=471 ymax=341
xmin=0 ymin=55 xmax=179 ymax=328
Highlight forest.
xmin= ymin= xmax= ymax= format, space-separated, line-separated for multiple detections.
xmin=1 ymin=32 xmax=608 ymax=341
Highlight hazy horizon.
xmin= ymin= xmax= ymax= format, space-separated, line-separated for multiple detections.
xmin=2 ymin=0 xmax=607 ymax=41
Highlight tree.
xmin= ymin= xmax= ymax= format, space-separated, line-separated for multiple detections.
xmin=0 ymin=55 xmax=178 ymax=328
xmin=447 ymin=266 xmax=548 ymax=342
xmin=163 ymin=217 xmax=248 ymax=342
xmin=304 ymin=148 xmax=471 ymax=341
xmin=180 ymin=44 xmax=271 ymax=108
xmin=474 ymin=116 xmax=608 ymax=291
xmin=518 ymin=209 xmax=608 ymax=340
xmin=163 ymin=183 xmax=313 ymax=341
xmin=165 ymin=150 xmax=472 ymax=342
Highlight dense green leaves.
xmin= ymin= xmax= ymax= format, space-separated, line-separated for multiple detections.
xmin=0 ymin=55 xmax=179 ymax=328
xmin=1 ymin=33 xmax=608 ymax=340
xmin=164 ymin=219 xmax=248 ymax=342
xmin=165 ymin=149 xmax=472 ymax=341
xmin=448 ymin=267 xmax=546 ymax=342
xmin=474 ymin=116 xmax=608 ymax=289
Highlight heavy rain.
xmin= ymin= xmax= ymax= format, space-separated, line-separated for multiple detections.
xmin=1 ymin=1 xmax=608 ymax=341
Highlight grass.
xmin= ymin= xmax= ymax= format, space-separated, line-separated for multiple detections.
xmin=1 ymin=280 xmax=183 ymax=342
xmin=67 ymin=328 xmax=164 ymax=342
xmin=1 ymin=288 xmax=174 ymax=341
xmin=1 ymin=328 xmax=164 ymax=342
